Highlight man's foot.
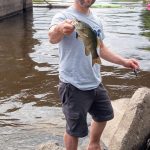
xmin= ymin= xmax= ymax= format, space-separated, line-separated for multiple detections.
xmin=87 ymin=143 xmax=101 ymax=150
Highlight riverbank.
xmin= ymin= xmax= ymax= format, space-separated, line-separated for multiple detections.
xmin=32 ymin=0 xmax=143 ymax=8
xmin=33 ymin=0 xmax=71 ymax=8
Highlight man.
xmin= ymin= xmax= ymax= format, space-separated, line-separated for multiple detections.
xmin=48 ymin=0 xmax=139 ymax=149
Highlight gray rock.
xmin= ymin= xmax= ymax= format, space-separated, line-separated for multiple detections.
xmin=108 ymin=87 xmax=150 ymax=150
xmin=101 ymin=98 xmax=130 ymax=146
xmin=36 ymin=141 xmax=65 ymax=150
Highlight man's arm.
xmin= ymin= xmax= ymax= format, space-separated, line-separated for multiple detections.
xmin=100 ymin=41 xmax=139 ymax=69
xmin=48 ymin=24 xmax=64 ymax=44
xmin=48 ymin=20 xmax=74 ymax=44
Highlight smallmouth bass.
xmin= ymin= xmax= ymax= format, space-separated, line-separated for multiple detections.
xmin=72 ymin=19 xmax=101 ymax=66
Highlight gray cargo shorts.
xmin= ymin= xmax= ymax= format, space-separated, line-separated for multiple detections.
xmin=58 ymin=81 xmax=114 ymax=138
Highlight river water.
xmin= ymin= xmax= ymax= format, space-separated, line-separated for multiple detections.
xmin=0 ymin=1 xmax=150 ymax=149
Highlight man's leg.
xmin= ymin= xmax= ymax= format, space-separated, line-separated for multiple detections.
xmin=64 ymin=132 xmax=78 ymax=150
xmin=87 ymin=120 xmax=106 ymax=150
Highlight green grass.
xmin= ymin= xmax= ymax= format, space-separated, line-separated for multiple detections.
xmin=32 ymin=0 xmax=46 ymax=3
xmin=92 ymin=3 xmax=122 ymax=8
xmin=32 ymin=0 xmax=123 ymax=8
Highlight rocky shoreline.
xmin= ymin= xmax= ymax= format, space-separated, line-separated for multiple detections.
xmin=36 ymin=87 xmax=150 ymax=150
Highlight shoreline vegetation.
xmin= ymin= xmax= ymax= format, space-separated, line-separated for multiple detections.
xmin=32 ymin=0 xmax=150 ymax=9
xmin=32 ymin=0 xmax=123 ymax=8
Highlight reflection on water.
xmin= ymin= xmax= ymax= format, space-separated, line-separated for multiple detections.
xmin=0 ymin=2 xmax=150 ymax=149
xmin=140 ymin=10 xmax=150 ymax=49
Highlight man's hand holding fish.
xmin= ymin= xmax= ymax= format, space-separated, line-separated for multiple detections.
xmin=59 ymin=19 xmax=75 ymax=35
xmin=49 ymin=19 xmax=74 ymax=43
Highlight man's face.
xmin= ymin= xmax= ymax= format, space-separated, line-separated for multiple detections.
xmin=76 ymin=0 xmax=96 ymax=8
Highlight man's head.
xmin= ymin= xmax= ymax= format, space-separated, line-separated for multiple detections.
xmin=75 ymin=0 xmax=96 ymax=8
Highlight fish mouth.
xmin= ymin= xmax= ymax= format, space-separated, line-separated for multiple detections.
xmin=71 ymin=19 xmax=84 ymax=30
xmin=71 ymin=19 xmax=78 ymax=27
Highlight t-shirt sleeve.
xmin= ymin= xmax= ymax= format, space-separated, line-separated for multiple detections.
xmin=49 ymin=12 xmax=67 ymax=29
xmin=94 ymin=15 xmax=105 ymax=41
xmin=99 ymin=22 xmax=105 ymax=41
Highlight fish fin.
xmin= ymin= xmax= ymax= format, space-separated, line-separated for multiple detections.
xmin=76 ymin=32 xmax=83 ymax=41
xmin=82 ymin=33 xmax=88 ymax=38
xmin=85 ymin=47 xmax=90 ymax=56
xmin=92 ymin=57 xmax=102 ymax=66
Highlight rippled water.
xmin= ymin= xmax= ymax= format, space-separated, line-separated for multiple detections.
xmin=0 ymin=1 xmax=150 ymax=149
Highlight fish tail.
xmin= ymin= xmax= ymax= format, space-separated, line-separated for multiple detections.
xmin=92 ymin=58 xmax=101 ymax=66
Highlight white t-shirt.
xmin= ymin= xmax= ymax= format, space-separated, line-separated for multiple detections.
xmin=50 ymin=6 xmax=105 ymax=90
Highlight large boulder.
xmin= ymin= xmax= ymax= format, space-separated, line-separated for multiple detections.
xmin=101 ymin=98 xmax=130 ymax=146
xmin=102 ymin=87 xmax=150 ymax=150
